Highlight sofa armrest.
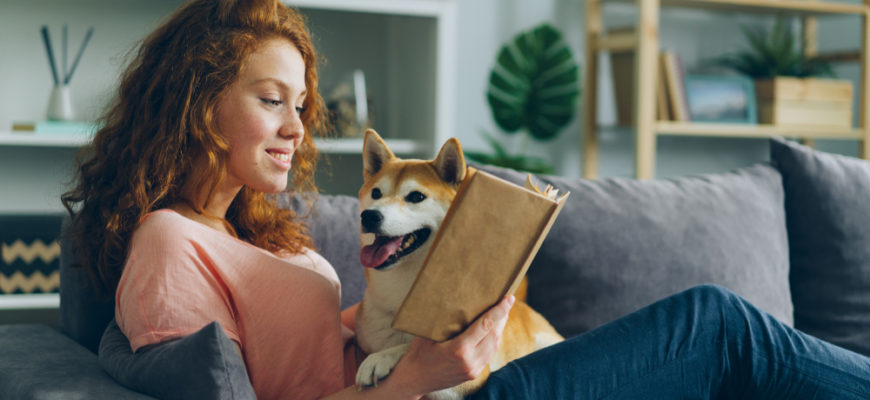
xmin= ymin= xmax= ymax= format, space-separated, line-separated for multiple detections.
xmin=0 ymin=324 xmax=154 ymax=399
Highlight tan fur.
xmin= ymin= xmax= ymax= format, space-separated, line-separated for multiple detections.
xmin=355 ymin=130 xmax=563 ymax=399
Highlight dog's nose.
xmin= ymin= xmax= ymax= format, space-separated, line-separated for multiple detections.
xmin=360 ymin=210 xmax=384 ymax=232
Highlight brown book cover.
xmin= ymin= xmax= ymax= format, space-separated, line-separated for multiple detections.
xmin=662 ymin=50 xmax=690 ymax=121
xmin=391 ymin=168 xmax=569 ymax=341
xmin=657 ymin=52 xmax=673 ymax=121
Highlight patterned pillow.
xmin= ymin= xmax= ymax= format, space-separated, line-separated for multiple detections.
xmin=0 ymin=214 xmax=64 ymax=295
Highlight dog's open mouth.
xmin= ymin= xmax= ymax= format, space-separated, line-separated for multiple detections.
xmin=360 ymin=228 xmax=431 ymax=270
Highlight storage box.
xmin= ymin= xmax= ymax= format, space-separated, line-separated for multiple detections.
xmin=755 ymin=77 xmax=853 ymax=128
xmin=391 ymin=168 xmax=569 ymax=341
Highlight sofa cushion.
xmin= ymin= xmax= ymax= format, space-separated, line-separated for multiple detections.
xmin=770 ymin=137 xmax=870 ymax=356
xmin=99 ymin=319 xmax=255 ymax=399
xmin=477 ymin=162 xmax=793 ymax=337
xmin=60 ymin=216 xmax=116 ymax=354
xmin=276 ymin=193 xmax=364 ymax=310
xmin=0 ymin=324 xmax=153 ymax=399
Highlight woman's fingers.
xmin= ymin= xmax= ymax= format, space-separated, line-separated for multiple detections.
xmin=460 ymin=295 xmax=515 ymax=347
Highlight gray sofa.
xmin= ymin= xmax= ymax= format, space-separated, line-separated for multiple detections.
xmin=1 ymin=137 xmax=868 ymax=398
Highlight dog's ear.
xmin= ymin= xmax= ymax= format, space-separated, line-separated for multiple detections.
xmin=432 ymin=137 xmax=466 ymax=186
xmin=363 ymin=129 xmax=395 ymax=178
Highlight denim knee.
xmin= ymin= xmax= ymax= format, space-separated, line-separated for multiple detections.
xmin=678 ymin=284 xmax=747 ymax=323
xmin=685 ymin=284 xmax=739 ymax=300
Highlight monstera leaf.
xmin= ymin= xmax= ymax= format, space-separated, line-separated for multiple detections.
xmin=487 ymin=23 xmax=580 ymax=141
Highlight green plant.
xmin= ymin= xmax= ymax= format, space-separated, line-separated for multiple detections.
xmin=465 ymin=23 xmax=580 ymax=174
xmin=713 ymin=17 xmax=833 ymax=78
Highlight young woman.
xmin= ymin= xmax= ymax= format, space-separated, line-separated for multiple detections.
xmin=63 ymin=0 xmax=869 ymax=399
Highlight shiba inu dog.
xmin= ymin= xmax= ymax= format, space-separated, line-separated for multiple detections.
xmin=354 ymin=129 xmax=563 ymax=399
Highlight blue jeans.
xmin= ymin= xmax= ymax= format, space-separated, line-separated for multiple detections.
xmin=470 ymin=285 xmax=870 ymax=399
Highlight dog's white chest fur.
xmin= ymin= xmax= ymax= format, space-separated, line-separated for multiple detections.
xmin=355 ymin=273 xmax=418 ymax=354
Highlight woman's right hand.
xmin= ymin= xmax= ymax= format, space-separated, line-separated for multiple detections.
xmin=387 ymin=295 xmax=516 ymax=397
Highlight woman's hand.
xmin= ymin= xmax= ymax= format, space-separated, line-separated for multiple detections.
xmin=388 ymin=295 xmax=516 ymax=397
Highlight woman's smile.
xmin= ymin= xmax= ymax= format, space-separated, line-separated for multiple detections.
xmin=265 ymin=147 xmax=293 ymax=170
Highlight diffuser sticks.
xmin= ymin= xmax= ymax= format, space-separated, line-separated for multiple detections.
xmin=40 ymin=25 xmax=94 ymax=86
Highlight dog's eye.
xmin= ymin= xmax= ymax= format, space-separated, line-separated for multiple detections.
xmin=372 ymin=188 xmax=382 ymax=200
xmin=405 ymin=191 xmax=426 ymax=203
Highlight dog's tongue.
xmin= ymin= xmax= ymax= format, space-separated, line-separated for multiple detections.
xmin=360 ymin=236 xmax=403 ymax=268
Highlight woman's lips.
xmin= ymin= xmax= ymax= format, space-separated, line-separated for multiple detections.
xmin=266 ymin=148 xmax=292 ymax=169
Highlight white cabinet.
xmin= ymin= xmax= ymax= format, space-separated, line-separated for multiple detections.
xmin=0 ymin=0 xmax=456 ymax=212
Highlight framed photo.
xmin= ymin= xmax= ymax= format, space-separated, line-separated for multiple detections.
xmin=684 ymin=75 xmax=757 ymax=124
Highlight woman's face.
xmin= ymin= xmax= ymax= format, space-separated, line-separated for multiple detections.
xmin=215 ymin=38 xmax=307 ymax=194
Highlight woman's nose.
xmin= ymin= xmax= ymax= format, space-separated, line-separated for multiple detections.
xmin=280 ymin=109 xmax=305 ymax=141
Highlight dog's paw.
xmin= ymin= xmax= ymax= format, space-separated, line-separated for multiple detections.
xmin=355 ymin=344 xmax=409 ymax=388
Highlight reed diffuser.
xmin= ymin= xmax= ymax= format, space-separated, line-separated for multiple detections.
xmin=41 ymin=24 xmax=93 ymax=121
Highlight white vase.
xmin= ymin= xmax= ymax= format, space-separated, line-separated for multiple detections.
xmin=47 ymin=85 xmax=75 ymax=121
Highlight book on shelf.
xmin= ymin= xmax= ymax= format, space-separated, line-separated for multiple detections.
xmin=657 ymin=53 xmax=673 ymax=121
xmin=391 ymin=168 xmax=569 ymax=342
xmin=608 ymin=27 xmax=636 ymax=126
xmin=661 ymin=50 xmax=690 ymax=122
xmin=11 ymin=120 xmax=99 ymax=136
xmin=607 ymin=29 xmax=680 ymax=124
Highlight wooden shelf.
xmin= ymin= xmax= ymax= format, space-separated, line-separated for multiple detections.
xmin=606 ymin=0 xmax=866 ymax=15
xmin=584 ymin=0 xmax=869 ymax=179
xmin=0 ymin=131 xmax=422 ymax=155
xmin=0 ymin=294 xmax=59 ymax=310
xmin=656 ymin=122 xmax=864 ymax=139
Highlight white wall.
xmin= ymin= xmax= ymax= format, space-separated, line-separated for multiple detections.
xmin=452 ymin=0 xmax=864 ymax=179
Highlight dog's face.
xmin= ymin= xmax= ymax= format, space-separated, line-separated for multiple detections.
xmin=359 ymin=130 xmax=466 ymax=273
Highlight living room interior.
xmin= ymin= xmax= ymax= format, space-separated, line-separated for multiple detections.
xmin=0 ymin=0 xmax=868 ymax=396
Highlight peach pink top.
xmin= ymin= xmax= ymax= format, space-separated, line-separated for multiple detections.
xmin=115 ymin=209 xmax=356 ymax=399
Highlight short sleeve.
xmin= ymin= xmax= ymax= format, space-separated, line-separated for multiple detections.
xmin=115 ymin=212 xmax=240 ymax=352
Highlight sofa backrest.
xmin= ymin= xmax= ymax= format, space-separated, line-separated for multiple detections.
xmin=59 ymin=216 xmax=116 ymax=354
xmin=59 ymin=194 xmax=366 ymax=353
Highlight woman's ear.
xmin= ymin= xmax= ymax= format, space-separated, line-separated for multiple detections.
xmin=362 ymin=129 xmax=395 ymax=178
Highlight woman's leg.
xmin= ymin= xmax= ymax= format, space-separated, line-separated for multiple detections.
xmin=470 ymin=285 xmax=870 ymax=399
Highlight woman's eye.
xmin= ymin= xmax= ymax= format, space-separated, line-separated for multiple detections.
xmin=295 ymin=106 xmax=306 ymax=115
xmin=261 ymin=98 xmax=283 ymax=107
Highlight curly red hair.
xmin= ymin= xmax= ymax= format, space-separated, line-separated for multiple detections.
xmin=62 ymin=0 xmax=327 ymax=297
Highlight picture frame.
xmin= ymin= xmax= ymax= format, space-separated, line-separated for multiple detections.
xmin=684 ymin=75 xmax=757 ymax=124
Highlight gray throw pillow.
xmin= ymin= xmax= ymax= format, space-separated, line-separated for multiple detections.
xmin=99 ymin=320 xmax=255 ymax=399
xmin=770 ymin=137 xmax=870 ymax=356
xmin=476 ymin=162 xmax=793 ymax=337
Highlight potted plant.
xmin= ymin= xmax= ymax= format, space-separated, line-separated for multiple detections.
xmin=713 ymin=17 xmax=853 ymax=128
xmin=466 ymin=23 xmax=580 ymax=174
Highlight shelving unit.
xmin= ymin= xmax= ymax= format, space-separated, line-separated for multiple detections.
xmin=583 ymin=0 xmax=870 ymax=179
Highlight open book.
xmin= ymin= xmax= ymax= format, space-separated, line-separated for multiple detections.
xmin=391 ymin=168 xmax=569 ymax=341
